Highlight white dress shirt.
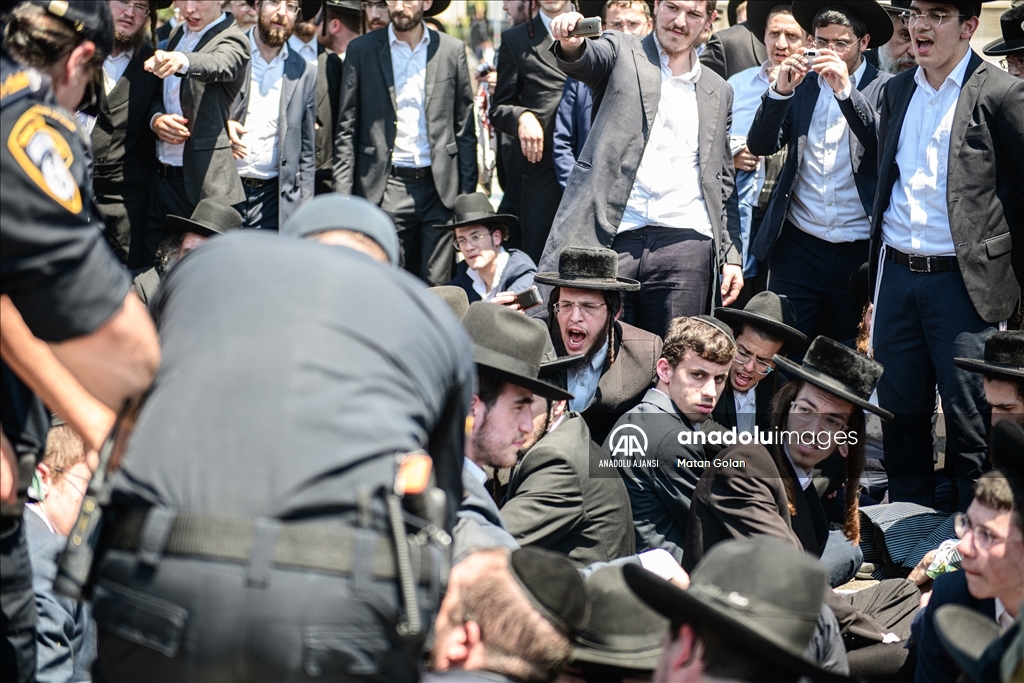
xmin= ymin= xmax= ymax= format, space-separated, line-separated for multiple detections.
xmin=156 ymin=12 xmax=228 ymax=166
xmin=881 ymin=49 xmax=973 ymax=257
xmin=287 ymin=34 xmax=318 ymax=65
xmin=464 ymin=458 xmax=487 ymax=486
xmin=567 ymin=342 xmax=608 ymax=413
xmin=773 ymin=59 xmax=870 ymax=243
xmin=618 ymin=42 xmax=713 ymax=237
xmin=994 ymin=599 xmax=1015 ymax=631
xmin=389 ymin=24 xmax=432 ymax=168
xmin=728 ymin=61 xmax=772 ymax=147
xmin=103 ymin=49 xmax=133 ymax=96
xmin=734 ymin=387 xmax=756 ymax=435
xmin=236 ymin=30 xmax=287 ymax=179
xmin=467 ymin=248 xmax=509 ymax=301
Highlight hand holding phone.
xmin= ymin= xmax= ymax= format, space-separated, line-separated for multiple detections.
xmin=511 ymin=286 xmax=543 ymax=311
xmin=567 ymin=16 xmax=602 ymax=39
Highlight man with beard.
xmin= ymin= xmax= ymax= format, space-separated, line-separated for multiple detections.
xmin=142 ymin=0 xmax=248 ymax=263
xmin=363 ymin=0 xmax=390 ymax=31
xmin=876 ymin=0 xmax=916 ymax=73
xmin=90 ymin=0 xmax=167 ymax=268
xmin=334 ymin=0 xmax=477 ymax=286
xmin=227 ymin=0 xmax=316 ymax=230
xmin=287 ymin=0 xmax=318 ymax=63
xmin=536 ymin=247 xmax=663 ymax=445
xmin=224 ymin=0 xmax=258 ymax=31
xmin=320 ymin=0 xmax=363 ymax=56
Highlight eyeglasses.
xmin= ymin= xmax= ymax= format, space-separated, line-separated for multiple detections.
xmin=954 ymin=512 xmax=1014 ymax=552
xmin=112 ymin=0 xmax=150 ymax=17
xmin=264 ymin=0 xmax=301 ymax=15
xmin=385 ymin=0 xmax=419 ymax=7
xmin=734 ymin=348 xmax=773 ymax=375
xmin=362 ymin=1 xmax=388 ymax=8
xmin=899 ymin=10 xmax=966 ymax=28
xmin=811 ymin=38 xmax=854 ymax=54
xmin=453 ymin=232 xmax=495 ymax=251
xmin=607 ymin=20 xmax=645 ymax=31
xmin=788 ymin=400 xmax=848 ymax=433
xmin=553 ymin=301 xmax=607 ymax=317
xmin=1001 ymin=55 xmax=1024 ymax=72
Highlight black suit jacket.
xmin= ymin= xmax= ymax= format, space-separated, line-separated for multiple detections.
xmin=333 ymin=28 xmax=477 ymax=208
xmin=710 ymin=376 xmax=778 ymax=433
xmin=314 ymin=48 xmax=343 ymax=194
xmin=501 ymin=414 xmax=634 ymax=567
xmin=869 ymin=53 xmax=1024 ymax=323
xmin=747 ymin=64 xmax=891 ymax=262
xmin=914 ymin=570 xmax=997 ymax=683
xmin=700 ymin=22 xmax=768 ymax=80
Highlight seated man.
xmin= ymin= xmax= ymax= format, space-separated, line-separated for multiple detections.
xmin=442 ymin=193 xmax=537 ymax=305
xmin=712 ymin=291 xmax=807 ymax=434
xmin=954 ymin=330 xmax=1024 ymax=429
xmin=609 ymin=316 xmax=736 ymax=562
xmin=536 ymin=247 xmax=663 ymax=444
xmin=427 ymin=547 xmax=587 ymax=683
xmin=914 ymin=420 xmax=1024 ymax=683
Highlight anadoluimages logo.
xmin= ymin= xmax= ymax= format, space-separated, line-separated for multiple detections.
xmin=608 ymin=424 xmax=648 ymax=458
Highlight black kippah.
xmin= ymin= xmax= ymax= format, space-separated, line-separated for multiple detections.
xmin=509 ymin=547 xmax=589 ymax=636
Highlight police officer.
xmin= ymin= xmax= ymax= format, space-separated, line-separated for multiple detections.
xmin=1 ymin=2 xmax=160 ymax=680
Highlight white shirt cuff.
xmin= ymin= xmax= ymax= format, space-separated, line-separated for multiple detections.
xmin=150 ymin=112 xmax=163 ymax=130
xmin=835 ymin=81 xmax=853 ymax=101
xmin=178 ymin=53 xmax=189 ymax=74
xmin=768 ymin=82 xmax=795 ymax=100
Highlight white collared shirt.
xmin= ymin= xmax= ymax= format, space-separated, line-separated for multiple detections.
xmin=780 ymin=59 xmax=870 ymax=243
xmin=784 ymin=444 xmax=813 ymax=490
xmin=288 ymin=34 xmax=318 ymax=65
xmin=734 ymin=387 xmax=756 ymax=435
xmin=464 ymin=458 xmax=487 ymax=486
xmin=236 ymin=30 xmax=288 ymax=179
xmin=881 ymin=49 xmax=974 ymax=257
xmin=618 ymin=41 xmax=713 ymax=237
xmin=156 ymin=12 xmax=229 ymax=166
xmin=567 ymin=342 xmax=608 ymax=413
xmin=389 ymin=23 xmax=432 ymax=168
xmin=994 ymin=598 xmax=1015 ymax=631
xmin=728 ymin=61 xmax=773 ymax=146
xmin=468 ymin=248 xmax=509 ymax=301
xmin=103 ymin=49 xmax=133 ymax=95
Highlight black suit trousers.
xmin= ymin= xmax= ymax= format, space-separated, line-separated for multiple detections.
xmin=380 ymin=175 xmax=454 ymax=286
xmin=519 ymin=164 xmax=562 ymax=264
xmin=143 ymin=171 xmax=194 ymax=267
xmin=95 ymin=177 xmax=151 ymax=269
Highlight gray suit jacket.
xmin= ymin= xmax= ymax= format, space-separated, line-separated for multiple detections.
xmin=333 ymin=28 xmax=477 ymax=208
xmin=699 ymin=22 xmax=768 ymax=81
xmin=231 ymin=35 xmax=316 ymax=227
xmin=452 ymin=465 xmax=519 ymax=565
xmin=154 ymin=15 xmax=249 ymax=206
xmin=501 ymin=414 xmax=634 ymax=567
xmin=538 ymin=32 xmax=740 ymax=286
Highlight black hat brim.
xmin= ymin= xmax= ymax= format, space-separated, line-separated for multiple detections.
xmin=773 ymin=354 xmax=894 ymax=420
xmin=534 ymin=273 xmax=641 ymax=293
xmin=540 ymin=354 xmax=586 ymax=374
xmin=792 ymin=1 xmax=894 ymax=47
xmin=476 ymin=346 xmax=575 ymax=401
xmin=166 ymin=215 xmax=223 ymax=238
xmin=572 ymin=632 xmax=663 ymax=670
xmin=622 ymin=565 xmax=852 ymax=683
xmin=439 ymin=214 xmax=518 ymax=238
xmin=714 ymin=307 xmax=808 ymax=354
xmin=953 ymin=357 xmax=1024 ymax=382
xmin=982 ymin=36 xmax=1024 ymax=56
xmin=424 ymin=0 xmax=450 ymax=17
xmin=746 ymin=1 xmax=786 ymax=45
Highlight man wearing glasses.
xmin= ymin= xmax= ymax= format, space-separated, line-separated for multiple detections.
xmin=982 ymin=0 xmax=1024 ymax=80
xmin=870 ymin=1 xmax=1024 ymax=507
xmin=747 ymin=0 xmax=893 ymax=347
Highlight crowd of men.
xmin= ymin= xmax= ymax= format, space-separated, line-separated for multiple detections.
xmin=1 ymin=0 xmax=1023 ymax=682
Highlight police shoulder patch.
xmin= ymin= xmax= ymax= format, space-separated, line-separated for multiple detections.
xmin=6 ymin=104 xmax=82 ymax=214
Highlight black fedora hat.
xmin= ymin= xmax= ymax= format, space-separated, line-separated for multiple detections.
xmin=438 ymin=192 xmax=518 ymax=239
xmin=727 ymin=0 xmax=742 ymax=26
xmin=624 ymin=537 xmax=851 ymax=683
xmin=984 ymin=4 xmax=1024 ymax=56
xmin=572 ymin=566 xmax=668 ymax=671
xmin=877 ymin=0 xmax=912 ymax=14
xmin=954 ymin=331 xmax=1024 ymax=383
xmin=324 ymin=0 xmax=362 ymax=16
xmin=535 ymin=247 xmax=640 ymax=292
xmin=246 ymin=0 xmax=321 ymax=22
xmin=424 ymin=0 xmax=450 ymax=17
xmin=792 ymin=0 xmax=894 ymax=47
xmin=509 ymin=547 xmax=589 ymax=637
xmin=715 ymin=291 xmax=808 ymax=354
xmin=463 ymin=303 xmax=574 ymax=401
xmin=991 ymin=419 xmax=1024 ymax=485
xmin=166 ymin=199 xmax=242 ymax=238
xmin=934 ymin=605 xmax=1022 ymax=683
xmin=773 ymin=336 xmax=894 ymax=419
xmin=746 ymin=1 xmax=794 ymax=44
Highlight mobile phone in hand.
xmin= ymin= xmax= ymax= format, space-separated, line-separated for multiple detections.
xmin=568 ymin=17 xmax=602 ymax=39
xmin=511 ymin=286 xmax=543 ymax=311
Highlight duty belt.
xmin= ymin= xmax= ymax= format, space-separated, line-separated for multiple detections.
xmin=106 ymin=508 xmax=434 ymax=585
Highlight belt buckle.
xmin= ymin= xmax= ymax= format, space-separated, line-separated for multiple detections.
xmin=908 ymin=254 xmax=932 ymax=273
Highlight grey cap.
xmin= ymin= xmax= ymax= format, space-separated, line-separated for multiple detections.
xmin=280 ymin=195 xmax=400 ymax=266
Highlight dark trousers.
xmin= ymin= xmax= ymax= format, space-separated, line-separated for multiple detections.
xmin=380 ymin=174 xmax=453 ymax=286
xmin=95 ymin=176 xmax=151 ymax=269
xmin=767 ymin=222 xmax=868 ymax=348
xmin=1 ymin=519 xmax=36 ymax=683
xmin=144 ymin=170 xmax=194 ymax=267
xmin=518 ymin=163 xmax=562 ymax=264
xmin=873 ymin=251 xmax=992 ymax=507
xmin=613 ymin=227 xmax=714 ymax=338
xmin=234 ymin=178 xmax=281 ymax=231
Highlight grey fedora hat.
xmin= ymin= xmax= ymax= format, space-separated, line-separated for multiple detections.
xmin=955 ymin=331 xmax=1024 ymax=383
xmin=437 ymin=192 xmax=518 ymax=239
xmin=280 ymin=194 xmax=400 ymax=266
xmin=428 ymin=286 xmax=470 ymax=320
xmin=463 ymin=303 xmax=574 ymax=402
xmin=715 ymin=291 xmax=808 ymax=354
xmin=535 ymin=247 xmax=640 ymax=292
xmin=773 ymin=336 xmax=894 ymax=420
xmin=166 ymin=199 xmax=242 ymax=238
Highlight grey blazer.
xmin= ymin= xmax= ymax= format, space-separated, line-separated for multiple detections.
xmin=452 ymin=465 xmax=519 ymax=565
xmin=501 ymin=414 xmax=634 ymax=567
xmin=700 ymin=22 xmax=768 ymax=81
xmin=231 ymin=35 xmax=316 ymax=227
xmin=538 ymin=32 xmax=740 ymax=287
xmin=154 ymin=15 xmax=249 ymax=206
xmin=333 ymin=28 xmax=477 ymax=208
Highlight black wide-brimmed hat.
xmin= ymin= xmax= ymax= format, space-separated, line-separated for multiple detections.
xmin=934 ymin=604 xmax=1022 ymax=683
xmin=166 ymin=199 xmax=242 ymax=238
xmin=424 ymin=0 xmax=450 ymax=17
xmin=624 ymin=537 xmax=851 ymax=683
xmin=984 ymin=4 xmax=1024 ymax=56
xmin=573 ymin=566 xmax=668 ymax=671
xmin=991 ymin=420 xmax=1024 ymax=504
xmin=27 ymin=1 xmax=114 ymax=55
xmin=246 ymin=0 xmax=321 ymax=22
xmin=535 ymin=247 xmax=640 ymax=292
xmin=727 ymin=0 xmax=743 ymax=26
xmin=438 ymin=192 xmax=518 ymax=239
xmin=509 ymin=547 xmax=589 ymax=637
xmin=463 ymin=303 xmax=574 ymax=401
xmin=792 ymin=0 xmax=894 ymax=47
xmin=747 ymin=1 xmax=795 ymax=44
xmin=877 ymin=0 xmax=912 ymax=14
xmin=954 ymin=331 xmax=1024 ymax=383
xmin=324 ymin=0 xmax=362 ymax=16
xmin=773 ymin=336 xmax=894 ymax=419
xmin=715 ymin=291 xmax=808 ymax=354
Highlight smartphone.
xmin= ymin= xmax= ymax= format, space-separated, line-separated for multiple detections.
xmin=512 ymin=286 xmax=543 ymax=311
xmin=568 ymin=16 xmax=603 ymax=39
